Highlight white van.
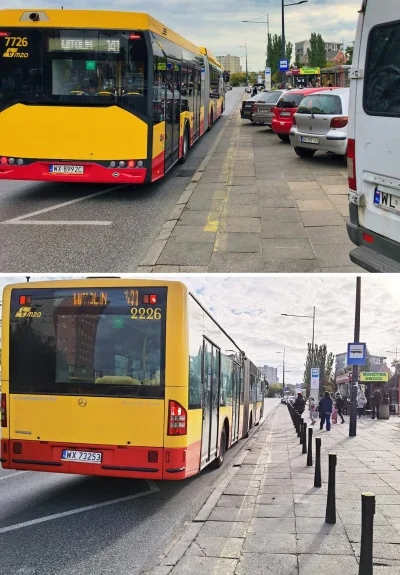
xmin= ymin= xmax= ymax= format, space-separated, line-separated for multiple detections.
xmin=347 ymin=0 xmax=400 ymax=272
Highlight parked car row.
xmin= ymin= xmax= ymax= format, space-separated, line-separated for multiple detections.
xmin=242 ymin=86 xmax=350 ymax=161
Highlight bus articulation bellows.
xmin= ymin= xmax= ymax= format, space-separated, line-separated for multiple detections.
xmin=0 ymin=10 xmax=227 ymax=184
xmin=1 ymin=279 xmax=264 ymax=480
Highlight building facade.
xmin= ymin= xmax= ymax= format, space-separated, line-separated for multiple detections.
xmin=295 ymin=40 xmax=344 ymax=64
xmin=258 ymin=365 xmax=278 ymax=384
xmin=335 ymin=352 xmax=389 ymax=375
xmin=216 ymin=55 xmax=242 ymax=74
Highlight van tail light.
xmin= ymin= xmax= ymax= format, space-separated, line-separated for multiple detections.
xmin=1 ymin=394 xmax=7 ymax=428
xmin=330 ymin=116 xmax=348 ymax=128
xmin=168 ymin=400 xmax=187 ymax=436
xmin=347 ymin=138 xmax=357 ymax=191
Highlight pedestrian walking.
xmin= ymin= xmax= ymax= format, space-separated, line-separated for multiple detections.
xmin=294 ymin=392 xmax=306 ymax=415
xmin=252 ymin=86 xmax=258 ymax=97
xmin=357 ymin=389 xmax=367 ymax=418
xmin=335 ymin=392 xmax=345 ymax=424
xmin=309 ymin=397 xmax=318 ymax=425
xmin=319 ymin=391 xmax=333 ymax=431
xmin=371 ymin=387 xmax=382 ymax=419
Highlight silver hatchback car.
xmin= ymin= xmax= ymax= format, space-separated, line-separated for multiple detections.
xmin=252 ymin=90 xmax=286 ymax=126
xmin=289 ymin=88 xmax=350 ymax=158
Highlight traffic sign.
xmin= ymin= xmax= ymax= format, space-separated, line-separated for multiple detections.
xmin=310 ymin=367 xmax=319 ymax=397
xmin=279 ymin=59 xmax=289 ymax=72
xmin=265 ymin=67 xmax=272 ymax=90
xmin=347 ymin=342 xmax=366 ymax=365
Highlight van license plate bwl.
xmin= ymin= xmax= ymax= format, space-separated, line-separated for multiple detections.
xmin=374 ymin=187 xmax=400 ymax=214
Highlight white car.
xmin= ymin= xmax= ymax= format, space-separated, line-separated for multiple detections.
xmin=245 ymin=85 xmax=252 ymax=93
xmin=290 ymin=88 xmax=349 ymax=158
xmin=347 ymin=0 xmax=400 ymax=272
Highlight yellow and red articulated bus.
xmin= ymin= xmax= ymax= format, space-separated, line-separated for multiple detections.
xmin=1 ymin=279 xmax=263 ymax=480
xmin=0 ymin=10 xmax=226 ymax=185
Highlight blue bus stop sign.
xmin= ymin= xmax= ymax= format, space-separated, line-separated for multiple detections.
xmin=279 ymin=59 xmax=289 ymax=72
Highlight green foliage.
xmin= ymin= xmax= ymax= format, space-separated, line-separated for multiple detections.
xmin=266 ymin=383 xmax=282 ymax=398
xmin=303 ymin=343 xmax=334 ymax=395
xmin=360 ymin=349 xmax=371 ymax=373
xmin=230 ymin=72 xmax=247 ymax=86
xmin=266 ymin=34 xmax=293 ymax=75
xmin=307 ymin=33 xmax=327 ymax=68
xmin=345 ymin=43 xmax=354 ymax=65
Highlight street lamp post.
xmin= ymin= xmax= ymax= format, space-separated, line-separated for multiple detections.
xmin=281 ymin=1 xmax=308 ymax=86
xmin=349 ymin=277 xmax=362 ymax=437
xmin=238 ymin=44 xmax=248 ymax=84
xmin=277 ymin=349 xmax=286 ymax=396
xmin=281 ymin=307 xmax=316 ymax=364
xmin=242 ymin=17 xmax=270 ymax=68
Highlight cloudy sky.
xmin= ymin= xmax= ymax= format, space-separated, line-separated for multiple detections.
xmin=0 ymin=274 xmax=398 ymax=385
xmin=3 ymin=0 xmax=360 ymax=72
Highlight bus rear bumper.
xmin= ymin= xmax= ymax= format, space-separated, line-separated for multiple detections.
xmin=0 ymin=162 xmax=147 ymax=184
xmin=1 ymin=439 xmax=194 ymax=480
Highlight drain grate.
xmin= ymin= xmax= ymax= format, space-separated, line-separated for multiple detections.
xmin=175 ymin=169 xmax=196 ymax=178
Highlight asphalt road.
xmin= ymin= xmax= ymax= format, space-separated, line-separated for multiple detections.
xmin=0 ymin=88 xmax=244 ymax=273
xmin=0 ymin=399 xmax=279 ymax=575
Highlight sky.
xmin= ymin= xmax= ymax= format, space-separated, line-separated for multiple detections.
xmin=0 ymin=274 xmax=398 ymax=385
xmin=1 ymin=0 xmax=361 ymax=72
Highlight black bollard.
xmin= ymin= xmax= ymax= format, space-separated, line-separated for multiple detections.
xmin=307 ymin=427 xmax=313 ymax=466
xmin=359 ymin=493 xmax=375 ymax=575
xmin=296 ymin=414 xmax=301 ymax=437
xmin=302 ymin=422 xmax=307 ymax=454
xmin=314 ymin=438 xmax=322 ymax=488
xmin=300 ymin=419 xmax=304 ymax=444
xmin=325 ymin=453 xmax=337 ymax=524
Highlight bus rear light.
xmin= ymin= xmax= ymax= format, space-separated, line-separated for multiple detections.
xmin=168 ymin=401 xmax=187 ymax=436
xmin=347 ymin=138 xmax=357 ymax=191
xmin=13 ymin=443 xmax=22 ymax=454
xmin=19 ymin=295 xmax=32 ymax=305
xmin=128 ymin=160 xmax=136 ymax=168
xmin=1 ymin=157 xmax=8 ymax=165
xmin=149 ymin=295 xmax=157 ymax=304
xmin=148 ymin=451 xmax=158 ymax=463
xmin=136 ymin=160 xmax=144 ymax=168
xmin=0 ymin=32 xmax=9 ymax=36
xmin=17 ymin=159 xmax=24 ymax=166
xmin=1 ymin=394 xmax=7 ymax=428
xmin=119 ymin=161 xmax=126 ymax=168
xmin=129 ymin=34 xmax=141 ymax=39
xmin=8 ymin=158 xmax=15 ymax=165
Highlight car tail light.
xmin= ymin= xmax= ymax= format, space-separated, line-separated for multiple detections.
xmin=363 ymin=233 xmax=374 ymax=244
xmin=252 ymin=105 xmax=258 ymax=113
xmin=168 ymin=400 xmax=187 ymax=436
xmin=292 ymin=115 xmax=296 ymax=126
xmin=269 ymin=107 xmax=275 ymax=113
xmin=347 ymin=138 xmax=357 ymax=191
xmin=1 ymin=394 xmax=7 ymax=428
xmin=330 ymin=116 xmax=348 ymax=128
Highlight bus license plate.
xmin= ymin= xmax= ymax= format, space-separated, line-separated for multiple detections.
xmin=49 ymin=165 xmax=84 ymax=174
xmin=61 ymin=449 xmax=102 ymax=463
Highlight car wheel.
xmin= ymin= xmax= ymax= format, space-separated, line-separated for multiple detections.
xmin=250 ymin=118 xmax=254 ymax=123
xmin=278 ymin=134 xmax=290 ymax=142
xmin=213 ymin=428 xmax=226 ymax=468
xmin=178 ymin=124 xmax=189 ymax=164
xmin=294 ymin=147 xmax=316 ymax=158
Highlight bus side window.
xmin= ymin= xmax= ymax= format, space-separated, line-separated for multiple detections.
xmin=153 ymin=57 xmax=166 ymax=123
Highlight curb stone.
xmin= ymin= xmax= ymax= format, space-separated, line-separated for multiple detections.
xmin=136 ymin=91 xmax=246 ymax=272
xmin=149 ymin=402 xmax=279 ymax=573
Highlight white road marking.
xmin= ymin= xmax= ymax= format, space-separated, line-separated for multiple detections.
xmin=0 ymin=471 xmax=26 ymax=481
xmin=5 ymin=221 xmax=112 ymax=226
xmin=0 ymin=479 xmax=159 ymax=534
xmin=1 ymin=185 xmax=123 ymax=225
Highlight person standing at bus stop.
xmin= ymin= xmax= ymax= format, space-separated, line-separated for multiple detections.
xmin=371 ymin=386 xmax=382 ymax=419
xmin=319 ymin=391 xmax=333 ymax=431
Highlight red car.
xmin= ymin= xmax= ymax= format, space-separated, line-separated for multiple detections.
xmin=272 ymin=87 xmax=339 ymax=141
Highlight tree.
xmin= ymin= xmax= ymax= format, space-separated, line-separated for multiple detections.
xmin=360 ymin=349 xmax=371 ymax=373
xmin=266 ymin=34 xmax=293 ymax=75
xmin=266 ymin=383 xmax=282 ymax=398
xmin=303 ymin=343 xmax=334 ymax=395
xmin=345 ymin=43 xmax=354 ymax=65
xmin=230 ymin=72 xmax=247 ymax=87
xmin=293 ymin=58 xmax=302 ymax=70
xmin=307 ymin=33 xmax=327 ymax=68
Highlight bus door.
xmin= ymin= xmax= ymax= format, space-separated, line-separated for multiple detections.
xmin=193 ymin=68 xmax=200 ymax=140
xmin=201 ymin=338 xmax=220 ymax=467
xmin=231 ymin=362 xmax=241 ymax=443
xmin=164 ymin=60 xmax=180 ymax=169
xmin=242 ymin=358 xmax=250 ymax=437
xmin=172 ymin=61 xmax=181 ymax=162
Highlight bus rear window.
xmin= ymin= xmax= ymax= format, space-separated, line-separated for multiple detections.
xmin=364 ymin=22 xmax=400 ymax=117
xmin=277 ymin=93 xmax=305 ymax=108
xmin=9 ymin=287 xmax=167 ymax=398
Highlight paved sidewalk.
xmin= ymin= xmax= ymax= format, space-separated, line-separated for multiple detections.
xmin=138 ymin=94 xmax=363 ymax=273
xmin=151 ymin=405 xmax=400 ymax=574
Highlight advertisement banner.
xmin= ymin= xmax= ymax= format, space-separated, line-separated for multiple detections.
xmin=300 ymin=67 xmax=320 ymax=75
xmin=360 ymin=372 xmax=389 ymax=382
xmin=310 ymin=367 xmax=320 ymax=397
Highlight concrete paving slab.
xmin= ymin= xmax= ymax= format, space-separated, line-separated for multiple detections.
xmin=301 ymin=211 xmax=345 ymax=227
xmin=216 ymin=495 xmax=256 ymax=508
xmin=208 ymin=507 xmax=254 ymax=522
xmin=193 ymin=536 xmax=244 ymax=559
xmin=296 ymin=533 xmax=353 ymax=555
xmin=288 ymin=181 xmax=323 ymax=191
xmin=260 ymin=208 xmax=302 ymax=223
xmin=306 ymin=226 xmax=353 ymax=245
xmin=178 ymin=211 xmax=218 ymax=226
xmin=236 ymin=553 xmax=298 ymax=575
xmin=260 ymin=197 xmax=298 ymax=208
xmin=263 ymin=259 xmax=321 ymax=273
xmin=224 ymin=205 xmax=261 ymax=217
xmin=219 ymin=218 xmax=261 ymax=233
xmin=171 ymin=226 xmax=216 ymax=243
xmin=169 ymin=556 xmax=237 ymax=575
xmin=297 ymin=199 xmax=336 ymax=212
xmin=227 ymin=193 xmax=259 ymax=206
xmin=243 ymin=533 xmax=297 ymax=554
xmin=157 ymin=241 xmax=214 ymax=266
xmin=254 ymin=504 xmax=295 ymax=518
xmin=208 ymin=252 xmax=265 ymax=272
xmin=262 ymin=239 xmax=315 ymax=261
xmin=298 ymin=554 xmax=358 ymax=574
xmin=345 ymin=525 xmax=400 ymax=544
xmin=248 ymin=517 xmax=296 ymax=534
xmin=198 ymin=521 xmax=249 ymax=539
xmin=214 ymin=232 xmax=262 ymax=253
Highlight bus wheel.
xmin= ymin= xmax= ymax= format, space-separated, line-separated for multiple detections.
xmin=179 ymin=124 xmax=189 ymax=164
xmin=214 ymin=428 xmax=226 ymax=468
xmin=207 ymin=110 xmax=213 ymax=132
xmin=249 ymin=412 xmax=253 ymax=430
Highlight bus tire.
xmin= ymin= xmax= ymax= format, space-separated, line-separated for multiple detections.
xmin=207 ymin=109 xmax=213 ymax=132
xmin=214 ymin=428 xmax=226 ymax=468
xmin=249 ymin=412 xmax=253 ymax=430
xmin=179 ymin=124 xmax=190 ymax=164
xmin=294 ymin=147 xmax=316 ymax=158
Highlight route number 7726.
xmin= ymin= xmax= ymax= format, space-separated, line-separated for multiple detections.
xmin=5 ymin=37 xmax=28 ymax=47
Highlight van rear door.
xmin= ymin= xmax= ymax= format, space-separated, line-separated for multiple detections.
xmin=352 ymin=0 xmax=400 ymax=243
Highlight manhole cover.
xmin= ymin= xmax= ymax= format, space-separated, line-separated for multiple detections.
xmin=175 ymin=169 xmax=196 ymax=177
